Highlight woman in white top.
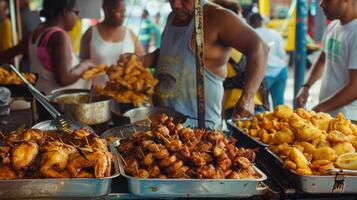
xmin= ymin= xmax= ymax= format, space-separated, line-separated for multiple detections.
xmin=29 ymin=0 xmax=93 ymax=95
xmin=80 ymin=0 xmax=144 ymax=86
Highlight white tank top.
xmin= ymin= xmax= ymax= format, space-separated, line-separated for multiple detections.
xmin=29 ymin=28 xmax=88 ymax=95
xmin=89 ymin=26 xmax=136 ymax=86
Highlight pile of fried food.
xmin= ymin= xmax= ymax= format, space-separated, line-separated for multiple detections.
xmin=0 ymin=128 xmax=113 ymax=179
xmin=0 ymin=68 xmax=36 ymax=84
xmin=81 ymin=64 xmax=107 ymax=80
xmin=96 ymin=55 xmax=158 ymax=106
xmin=236 ymin=105 xmax=357 ymax=175
xmin=117 ymin=114 xmax=259 ymax=179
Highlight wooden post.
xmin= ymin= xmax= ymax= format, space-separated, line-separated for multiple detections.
xmin=194 ymin=0 xmax=205 ymax=128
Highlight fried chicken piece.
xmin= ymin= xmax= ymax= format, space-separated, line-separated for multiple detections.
xmin=142 ymin=153 xmax=155 ymax=166
xmin=206 ymin=131 xmax=225 ymax=143
xmin=179 ymin=128 xmax=194 ymax=142
xmin=21 ymin=129 xmax=44 ymax=142
xmin=180 ymin=145 xmax=191 ymax=159
xmin=0 ymin=146 xmax=11 ymax=165
xmin=124 ymin=157 xmax=139 ymax=175
xmin=154 ymin=148 xmax=170 ymax=159
xmin=148 ymin=165 xmax=161 ymax=178
xmin=67 ymin=149 xmax=111 ymax=178
xmin=167 ymin=160 xmax=184 ymax=173
xmin=159 ymin=155 xmax=177 ymax=167
xmin=191 ymin=152 xmax=206 ymax=167
xmin=135 ymin=169 xmax=149 ymax=178
xmin=0 ymin=165 xmax=17 ymax=179
xmin=213 ymin=168 xmax=225 ymax=179
xmin=171 ymin=166 xmax=189 ymax=178
xmin=227 ymin=171 xmax=240 ymax=179
xmin=12 ymin=141 xmax=39 ymax=171
xmin=233 ymin=156 xmax=252 ymax=169
xmin=196 ymin=141 xmax=213 ymax=152
xmin=118 ymin=138 xmax=135 ymax=153
xmin=217 ymin=153 xmax=232 ymax=171
xmin=90 ymin=137 xmax=108 ymax=152
xmin=197 ymin=164 xmax=215 ymax=179
xmin=166 ymin=139 xmax=183 ymax=152
xmin=40 ymin=151 xmax=70 ymax=178
xmin=73 ymin=128 xmax=91 ymax=139
xmin=201 ymin=152 xmax=213 ymax=163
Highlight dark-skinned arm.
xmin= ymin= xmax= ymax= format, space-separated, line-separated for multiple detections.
xmin=217 ymin=9 xmax=269 ymax=117
xmin=140 ymin=48 xmax=160 ymax=68
xmin=313 ymin=69 xmax=357 ymax=112
xmin=48 ymin=32 xmax=90 ymax=86
xmin=0 ymin=35 xmax=29 ymax=65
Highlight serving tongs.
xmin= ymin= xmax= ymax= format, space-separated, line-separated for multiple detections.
xmin=327 ymin=168 xmax=357 ymax=175
xmin=8 ymin=65 xmax=87 ymax=133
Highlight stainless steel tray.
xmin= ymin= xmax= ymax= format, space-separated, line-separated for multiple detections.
xmin=0 ymin=125 xmax=120 ymax=198
xmin=227 ymin=119 xmax=268 ymax=147
xmin=102 ymin=125 xmax=268 ymax=198
xmin=265 ymin=147 xmax=357 ymax=193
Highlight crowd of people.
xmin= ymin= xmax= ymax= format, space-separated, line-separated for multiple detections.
xmin=0 ymin=0 xmax=356 ymax=127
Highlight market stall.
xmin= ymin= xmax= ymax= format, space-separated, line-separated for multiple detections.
xmin=1 ymin=0 xmax=357 ymax=199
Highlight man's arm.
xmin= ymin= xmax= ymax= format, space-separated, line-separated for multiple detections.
xmin=0 ymin=35 xmax=29 ymax=65
xmin=295 ymin=52 xmax=325 ymax=107
xmin=313 ymin=69 xmax=357 ymax=112
xmin=217 ymin=9 xmax=269 ymax=117
xmin=140 ymin=48 xmax=160 ymax=68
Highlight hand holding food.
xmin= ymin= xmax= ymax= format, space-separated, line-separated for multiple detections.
xmin=96 ymin=55 xmax=158 ymax=106
xmin=82 ymin=64 xmax=107 ymax=80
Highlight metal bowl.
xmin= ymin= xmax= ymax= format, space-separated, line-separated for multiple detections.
xmin=48 ymin=89 xmax=112 ymax=125
xmin=122 ymin=107 xmax=187 ymax=126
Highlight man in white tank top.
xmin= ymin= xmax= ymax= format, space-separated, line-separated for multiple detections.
xmin=80 ymin=0 xmax=144 ymax=86
xmin=134 ymin=0 xmax=269 ymax=122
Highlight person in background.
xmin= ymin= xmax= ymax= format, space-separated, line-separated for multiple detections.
xmin=248 ymin=13 xmax=288 ymax=108
xmin=212 ymin=0 xmax=270 ymax=119
xmin=127 ymin=0 xmax=268 ymax=129
xmin=296 ymin=0 xmax=357 ymax=123
xmin=20 ymin=0 xmax=41 ymax=38
xmin=0 ymin=0 xmax=12 ymax=53
xmin=28 ymin=0 xmax=94 ymax=95
xmin=80 ymin=0 xmax=144 ymax=86
xmin=19 ymin=0 xmax=41 ymax=72
xmin=139 ymin=9 xmax=161 ymax=53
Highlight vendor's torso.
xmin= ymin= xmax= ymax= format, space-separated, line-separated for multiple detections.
xmin=155 ymin=13 xmax=224 ymax=129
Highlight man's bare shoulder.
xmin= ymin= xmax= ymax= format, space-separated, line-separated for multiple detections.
xmin=203 ymin=3 xmax=241 ymax=25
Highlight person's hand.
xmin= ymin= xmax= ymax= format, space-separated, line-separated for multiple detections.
xmin=232 ymin=95 xmax=254 ymax=119
xmin=118 ymin=53 xmax=136 ymax=64
xmin=80 ymin=59 xmax=96 ymax=71
xmin=295 ymin=87 xmax=310 ymax=108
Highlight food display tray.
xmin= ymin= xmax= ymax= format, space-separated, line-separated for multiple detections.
xmin=0 ymin=122 xmax=120 ymax=199
xmin=265 ymin=148 xmax=357 ymax=193
xmin=102 ymin=125 xmax=268 ymax=198
xmin=226 ymin=119 xmax=268 ymax=147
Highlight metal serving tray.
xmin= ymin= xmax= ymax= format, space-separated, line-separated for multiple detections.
xmin=102 ymin=125 xmax=268 ymax=198
xmin=227 ymin=119 xmax=268 ymax=147
xmin=265 ymin=148 xmax=357 ymax=193
xmin=0 ymin=123 xmax=120 ymax=199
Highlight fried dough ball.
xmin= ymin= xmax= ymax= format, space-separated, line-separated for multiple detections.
xmin=327 ymin=130 xmax=348 ymax=143
xmin=274 ymin=105 xmax=293 ymax=120
xmin=154 ymin=148 xmax=170 ymax=160
xmin=289 ymin=148 xmax=310 ymax=170
xmin=142 ymin=153 xmax=155 ymax=166
xmin=227 ymin=171 xmax=240 ymax=179
xmin=296 ymin=123 xmax=322 ymax=142
xmin=233 ymin=156 xmax=252 ymax=169
xmin=273 ymin=128 xmax=294 ymax=144
xmin=313 ymin=147 xmax=337 ymax=162
xmin=159 ymin=155 xmax=177 ymax=168
xmin=332 ymin=142 xmax=355 ymax=156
